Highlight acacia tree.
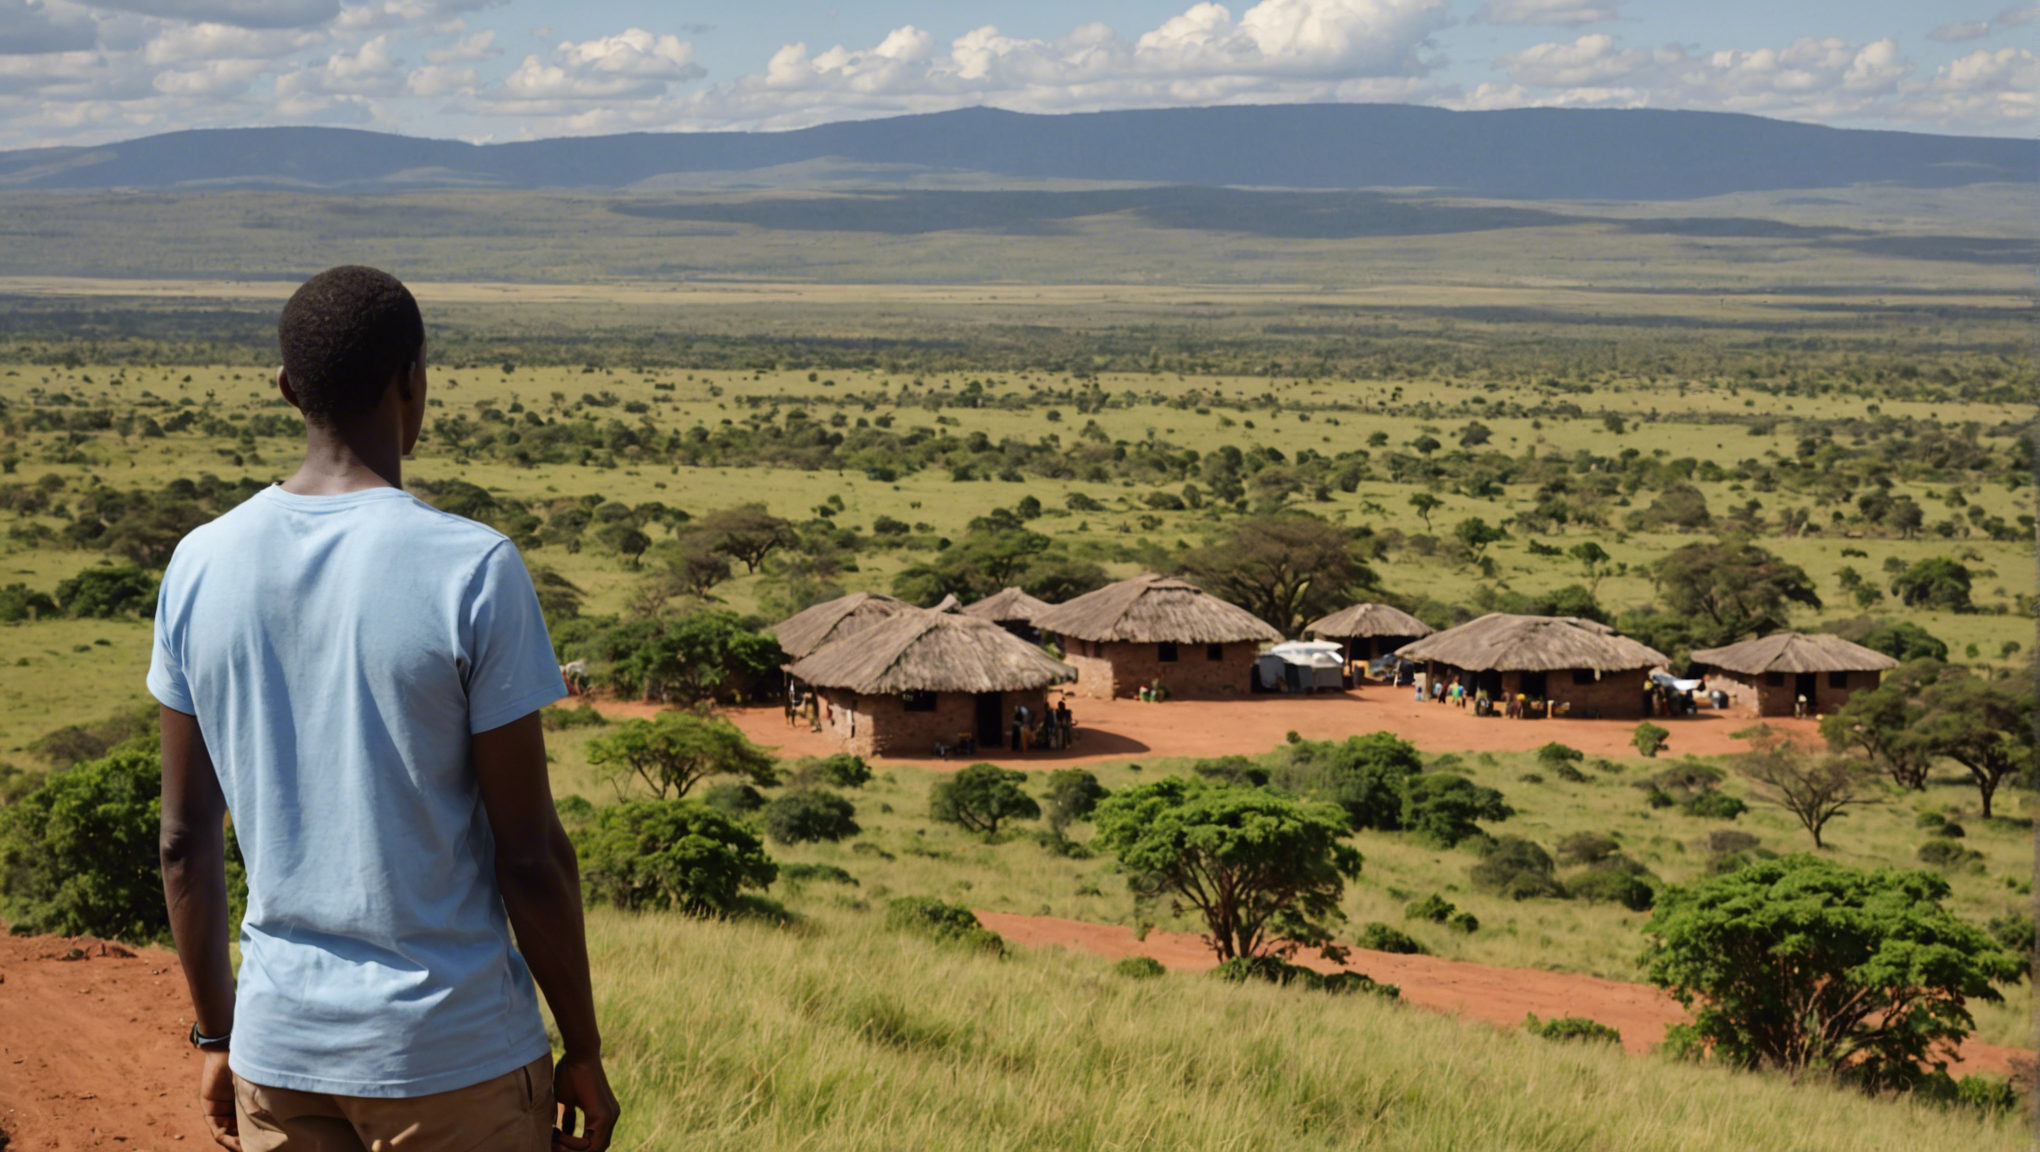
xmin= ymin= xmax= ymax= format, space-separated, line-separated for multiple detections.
xmin=1408 ymin=492 xmax=1442 ymax=530
xmin=585 ymin=711 xmax=779 ymax=799
xmin=929 ymin=762 xmax=1040 ymax=836
xmin=1818 ymin=659 xmax=1943 ymax=790
xmin=1654 ymin=540 xmax=1821 ymax=646
xmin=697 ymin=505 xmax=798 ymax=574
xmin=1731 ymin=725 xmax=1881 ymax=849
xmin=1642 ymin=856 xmax=2019 ymax=1091
xmin=1094 ymin=777 xmax=1361 ymax=963
xmin=1917 ymin=671 xmax=2032 ymax=818
xmin=1183 ymin=514 xmax=1377 ymax=636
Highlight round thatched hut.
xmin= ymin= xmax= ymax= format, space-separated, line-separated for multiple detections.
xmin=1304 ymin=603 xmax=1436 ymax=677
xmin=771 ymin=591 xmax=914 ymax=662
xmin=788 ymin=609 xmax=1076 ymax=756
xmin=1395 ymin=613 xmax=1668 ymax=719
xmin=1033 ymin=573 xmax=1281 ymax=700
xmin=1689 ymin=633 xmax=1898 ymax=717
xmin=961 ymin=586 xmax=1054 ymax=643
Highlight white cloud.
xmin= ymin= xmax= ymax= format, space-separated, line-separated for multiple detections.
xmin=1993 ymin=4 xmax=2039 ymax=27
xmin=424 ymin=27 xmax=494 ymax=64
xmin=405 ymin=60 xmax=474 ymax=95
xmin=1471 ymin=0 xmax=1620 ymax=29
xmin=1890 ymin=45 xmax=2037 ymax=125
xmin=85 ymin=0 xmax=339 ymax=30
xmin=1928 ymin=20 xmax=1990 ymax=42
xmin=0 ymin=0 xmax=98 ymax=54
xmin=553 ymin=27 xmax=699 ymax=78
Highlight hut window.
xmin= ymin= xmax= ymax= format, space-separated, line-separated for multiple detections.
xmin=1158 ymin=642 xmax=1179 ymax=663
xmin=902 ymin=690 xmax=938 ymax=712
xmin=1828 ymin=672 xmax=1849 ymax=689
xmin=1571 ymin=669 xmax=1596 ymax=685
xmin=1206 ymin=643 xmax=1224 ymax=662
xmin=1765 ymin=672 xmax=1785 ymax=687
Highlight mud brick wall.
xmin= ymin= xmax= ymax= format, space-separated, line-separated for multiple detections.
xmin=814 ymin=687 xmax=1050 ymax=757
xmin=1060 ymin=640 xmax=1260 ymax=700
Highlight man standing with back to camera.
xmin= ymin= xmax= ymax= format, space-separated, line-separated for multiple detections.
xmin=152 ymin=266 xmax=620 ymax=1150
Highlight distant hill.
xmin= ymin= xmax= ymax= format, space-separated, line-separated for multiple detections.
xmin=0 ymin=105 xmax=2028 ymax=200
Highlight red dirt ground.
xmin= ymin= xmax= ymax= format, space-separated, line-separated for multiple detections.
xmin=973 ymin=912 xmax=2033 ymax=1078
xmin=586 ymin=686 xmax=1823 ymax=771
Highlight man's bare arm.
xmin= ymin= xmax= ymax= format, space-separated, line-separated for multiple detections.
xmin=472 ymin=712 xmax=618 ymax=1152
xmin=158 ymin=705 xmax=241 ymax=1150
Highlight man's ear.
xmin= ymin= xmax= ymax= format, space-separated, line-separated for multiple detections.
xmin=277 ymin=367 xmax=304 ymax=413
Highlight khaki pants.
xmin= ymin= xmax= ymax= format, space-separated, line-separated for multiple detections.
xmin=235 ymin=1054 xmax=554 ymax=1152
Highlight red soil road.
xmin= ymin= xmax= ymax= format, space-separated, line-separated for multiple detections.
xmin=973 ymin=912 xmax=2034 ymax=1078
xmin=0 ymin=932 xmax=203 ymax=1150
xmin=584 ymin=687 xmax=1824 ymax=772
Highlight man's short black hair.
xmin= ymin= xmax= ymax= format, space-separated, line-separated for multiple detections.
xmin=278 ymin=266 xmax=424 ymax=425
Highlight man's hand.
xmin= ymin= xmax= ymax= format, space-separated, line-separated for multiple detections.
xmin=200 ymin=1050 xmax=242 ymax=1151
xmin=552 ymin=1054 xmax=619 ymax=1152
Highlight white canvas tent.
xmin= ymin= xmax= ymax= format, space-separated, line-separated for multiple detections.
xmin=1257 ymin=640 xmax=1347 ymax=692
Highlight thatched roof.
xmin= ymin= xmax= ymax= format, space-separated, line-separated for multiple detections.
xmin=1305 ymin=602 xmax=1435 ymax=640
xmin=771 ymin=592 xmax=914 ymax=660
xmin=961 ymin=586 xmax=1054 ymax=624
xmin=789 ymin=609 xmax=1076 ymax=695
xmin=1690 ymin=633 xmax=1899 ymax=676
xmin=1395 ymin=613 xmax=1667 ymax=672
xmin=1033 ymin=573 xmax=1282 ymax=644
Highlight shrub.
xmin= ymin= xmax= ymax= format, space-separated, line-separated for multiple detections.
xmin=779 ymin=862 xmax=858 ymax=887
xmin=540 ymin=704 xmax=608 ymax=730
xmin=554 ymin=794 xmax=596 ymax=825
xmin=1554 ymin=833 xmax=1622 ymax=868
xmin=1567 ymin=870 xmax=1654 ymax=911
xmin=585 ymin=711 xmax=779 ymax=799
xmin=1191 ymin=755 xmax=1270 ymax=787
xmin=1685 ymin=791 xmax=1747 ymax=820
xmin=1448 ymin=911 xmax=1480 ymax=934
xmin=1281 ymin=732 xmax=1424 ymax=833
xmin=701 ymin=782 xmax=766 ymax=815
xmin=1932 ymin=822 xmax=1965 ymax=839
xmin=1550 ymin=762 xmax=1588 ymax=783
xmin=1916 ymin=840 xmax=1985 ymax=872
xmin=1042 ymin=768 xmax=1109 ymax=834
xmin=1353 ymin=922 xmax=1428 ymax=955
xmin=762 ymin=789 xmax=860 ymax=845
xmin=930 ymin=762 xmax=1041 ymax=835
xmin=884 ymin=896 xmax=1004 ymax=954
xmin=1632 ymin=722 xmax=1670 ymax=758
xmin=1984 ymin=912 xmax=2033 ymax=971
xmin=1470 ymin=837 xmax=1565 ymax=901
xmin=1523 ymin=1013 xmax=1622 ymax=1045
xmin=1401 ymin=773 xmax=1512 ymax=848
xmin=1212 ymin=955 xmax=1398 ymax=998
xmin=574 ymin=799 xmax=777 ymax=915
xmin=813 ymin=753 xmax=873 ymax=788
xmin=1517 ymin=773 xmax=1544 ymax=785
xmin=55 ymin=565 xmax=158 ymax=619
xmin=1534 ymin=742 xmax=1585 ymax=768
xmin=1403 ymin=894 xmax=1456 ymax=923
xmin=1113 ymin=956 xmax=1167 ymax=979
xmin=0 ymin=583 xmax=58 ymax=622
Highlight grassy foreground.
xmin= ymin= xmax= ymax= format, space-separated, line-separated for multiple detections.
xmin=578 ymin=899 xmax=2027 ymax=1152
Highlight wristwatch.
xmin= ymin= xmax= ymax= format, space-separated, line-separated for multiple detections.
xmin=189 ymin=1022 xmax=231 ymax=1052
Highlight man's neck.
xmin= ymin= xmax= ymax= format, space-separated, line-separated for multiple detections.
xmin=280 ymin=426 xmax=404 ymax=495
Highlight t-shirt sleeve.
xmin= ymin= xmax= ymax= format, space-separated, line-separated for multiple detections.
xmin=463 ymin=541 xmax=565 ymax=734
xmin=146 ymin=558 xmax=194 ymax=715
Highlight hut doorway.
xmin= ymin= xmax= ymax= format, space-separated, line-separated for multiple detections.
xmin=975 ymin=691 xmax=1005 ymax=750
xmin=1794 ymin=672 xmax=1816 ymax=711
xmin=1520 ymin=671 xmax=1548 ymax=699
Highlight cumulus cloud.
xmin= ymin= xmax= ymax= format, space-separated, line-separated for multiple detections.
xmin=85 ymin=0 xmax=340 ymax=30
xmin=1472 ymin=0 xmax=1622 ymax=28
xmin=425 ymin=27 xmax=495 ymax=64
xmin=0 ymin=0 xmax=98 ymax=54
xmin=1892 ymin=45 xmax=2037 ymax=125
xmin=1928 ymin=20 xmax=1990 ymax=42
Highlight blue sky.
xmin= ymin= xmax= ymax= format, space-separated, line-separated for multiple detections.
xmin=0 ymin=0 xmax=2031 ymax=149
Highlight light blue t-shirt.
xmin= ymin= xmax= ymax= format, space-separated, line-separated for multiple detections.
xmin=147 ymin=484 xmax=564 ymax=1097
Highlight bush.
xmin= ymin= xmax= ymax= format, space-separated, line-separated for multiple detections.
xmin=1534 ymin=742 xmax=1584 ymax=768
xmin=1685 ymin=791 xmax=1747 ymax=820
xmin=554 ymin=794 xmax=596 ymax=825
xmin=1042 ymin=768 xmax=1109 ymax=834
xmin=1448 ymin=911 xmax=1480 ymax=934
xmin=813 ymin=753 xmax=873 ymax=789
xmin=884 ymin=896 xmax=1004 ymax=954
xmin=929 ymin=763 xmax=1040 ymax=835
xmin=1470 ymin=837 xmax=1565 ymax=901
xmin=55 ymin=565 xmax=158 ymax=619
xmin=1212 ymin=955 xmax=1398 ymax=999
xmin=0 ymin=583 xmax=58 ymax=622
xmin=1631 ymin=722 xmax=1671 ymax=758
xmin=1554 ymin=833 xmax=1622 ymax=868
xmin=1401 ymin=773 xmax=1512 ymax=848
xmin=0 ymin=746 xmax=246 ymax=943
xmin=1984 ymin=912 xmax=2033 ymax=972
xmin=585 ymin=711 xmax=779 ymax=799
xmin=1931 ymin=822 xmax=1965 ymax=839
xmin=1191 ymin=755 xmax=1270 ymax=787
xmin=1916 ymin=840 xmax=1985 ymax=872
xmin=540 ymin=704 xmax=608 ymax=730
xmin=1113 ymin=956 xmax=1167 ymax=979
xmin=574 ymin=799 xmax=777 ymax=915
xmin=1567 ymin=870 xmax=1655 ymax=911
xmin=779 ymin=862 xmax=858 ymax=887
xmin=1403 ymin=894 xmax=1456 ymax=923
xmin=1281 ymin=732 xmax=1424 ymax=833
xmin=761 ymin=789 xmax=860 ymax=845
xmin=701 ymin=782 xmax=766 ymax=815
xmin=1523 ymin=1013 xmax=1622 ymax=1045
xmin=1550 ymin=762 xmax=1588 ymax=783
xmin=1353 ymin=922 xmax=1428 ymax=955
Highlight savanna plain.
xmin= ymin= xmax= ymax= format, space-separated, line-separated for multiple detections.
xmin=0 ymin=182 xmax=2033 ymax=1150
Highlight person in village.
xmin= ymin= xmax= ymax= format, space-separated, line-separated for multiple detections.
xmin=152 ymin=267 xmax=617 ymax=1151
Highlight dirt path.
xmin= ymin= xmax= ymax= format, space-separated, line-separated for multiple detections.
xmin=580 ymin=688 xmax=1820 ymax=771
xmin=973 ymin=911 xmax=2033 ymax=1077
xmin=0 ymin=933 xmax=201 ymax=1150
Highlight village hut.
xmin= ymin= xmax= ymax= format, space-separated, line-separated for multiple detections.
xmin=1033 ymin=573 xmax=1281 ymax=699
xmin=1689 ymin=633 xmax=1898 ymax=717
xmin=771 ymin=591 xmax=914 ymax=662
xmin=788 ymin=609 xmax=1076 ymax=756
xmin=1395 ymin=613 xmax=1668 ymax=719
xmin=1304 ymin=603 xmax=1436 ymax=677
xmin=961 ymin=586 xmax=1055 ymax=643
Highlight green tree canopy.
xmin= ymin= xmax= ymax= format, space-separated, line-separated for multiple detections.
xmin=1916 ymin=669 xmax=2032 ymax=818
xmin=929 ymin=762 xmax=1040 ymax=835
xmin=1818 ymin=659 xmax=1945 ymax=790
xmin=696 ymin=504 xmax=798 ymax=574
xmin=1641 ymin=856 xmax=2020 ymax=1091
xmin=1182 ymin=514 xmax=1378 ymax=636
xmin=608 ymin=610 xmax=784 ymax=706
xmin=1889 ymin=557 xmax=1974 ymax=613
xmin=1654 ymin=540 xmax=1820 ymax=646
xmin=1094 ymin=777 xmax=1361 ymax=963
xmin=1280 ymin=732 xmax=1425 ymax=833
xmin=573 ymin=799 xmax=777 ymax=915
xmin=55 ymin=565 xmax=159 ymax=619
xmin=585 ymin=711 xmax=779 ymax=799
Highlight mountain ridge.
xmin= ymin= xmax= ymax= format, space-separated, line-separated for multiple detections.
xmin=1 ymin=104 xmax=2029 ymax=200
